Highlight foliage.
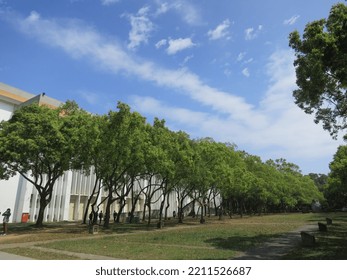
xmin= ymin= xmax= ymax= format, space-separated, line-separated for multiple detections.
xmin=326 ymin=145 xmax=347 ymax=208
xmin=0 ymin=102 xmax=90 ymax=226
xmin=289 ymin=3 xmax=347 ymax=138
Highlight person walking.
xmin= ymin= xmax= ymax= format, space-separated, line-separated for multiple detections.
xmin=89 ymin=211 xmax=94 ymax=225
xmin=113 ymin=210 xmax=117 ymax=223
xmin=98 ymin=211 xmax=104 ymax=225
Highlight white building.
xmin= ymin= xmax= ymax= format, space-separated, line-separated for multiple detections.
xmin=1 ymin=82 xmax=181 ymax=223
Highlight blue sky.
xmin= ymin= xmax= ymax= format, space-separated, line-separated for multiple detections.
xmin=0 ymin=0 xmax=345 ymax=174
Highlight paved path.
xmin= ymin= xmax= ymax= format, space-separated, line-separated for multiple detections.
xmin=0 ymin=223 xmax=317 ymax=260
xmin=0 ymin=251 xmax=33 ymax=260
xmin=232 ymin=223 xmax=317 ymax=260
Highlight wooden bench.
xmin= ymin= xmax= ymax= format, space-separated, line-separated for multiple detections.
xmin=300 ymin=231 xmax=316 ymax=246
xmin=318 ymin=222 xmax=328 ymax=232
xmin=326 ymin=217 xmax=333 ymax=225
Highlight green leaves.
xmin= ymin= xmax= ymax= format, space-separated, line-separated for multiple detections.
xmin=326 ymin=145 xmax=347 ymax=208
xmin=289 ymin=3 xmax=347 ymax=139
xmin=0 ymin=99 xmax=326 ymax=224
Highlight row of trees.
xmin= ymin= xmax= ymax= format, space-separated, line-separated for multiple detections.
xmin=0 ymin=101 xmax=323 ymax=227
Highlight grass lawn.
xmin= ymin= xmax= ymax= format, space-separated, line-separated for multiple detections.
xmin=283 ymin=213 xmax=347 ymax=259
xmin=1 ymin=212 xmax=346 ymax=260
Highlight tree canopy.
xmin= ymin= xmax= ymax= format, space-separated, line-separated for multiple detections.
xmin=326 ymin=145 xmax=347 ymax=209
xmin=289 ymin=3 xmax=347 ymax=139
xmin=0 ymin=101 xmax=91 ymax=226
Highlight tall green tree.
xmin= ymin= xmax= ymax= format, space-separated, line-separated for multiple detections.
xmin=289 ymin=3 xmax=347 ymax=138
xmin=0 ymin=102 xmax=88 ymax=227
xmin=143 ymin=119 xmax=176 ymax=227
xmin=97 ymin=102 xmax=148 ymax=228
xmin=327 ymin=145 xmax=347 ymax=208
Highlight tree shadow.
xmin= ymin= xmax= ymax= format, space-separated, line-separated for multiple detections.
xmin=205 ymin=234 xmax=278 ymax=251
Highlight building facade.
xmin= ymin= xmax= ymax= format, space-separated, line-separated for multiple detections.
xmin=0 ymin=82 xmax=182 ymax=223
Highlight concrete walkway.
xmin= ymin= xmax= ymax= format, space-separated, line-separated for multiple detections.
xmin=0 ymin=251 xmax=33 ymax=260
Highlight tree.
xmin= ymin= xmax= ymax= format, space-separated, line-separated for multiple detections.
xmin=97 ymin=102 xmax=148 ymax=228
xmin=0 ymin=102 xmax=88 ymax=227
xmin=326 ymin=145 xmax=347 ymax=208
xmin=80 ymin=114 xmax=104 ymax=224
xmin=143 ymin=119 xmax=176 ymax=228
xmin=289 ymin=3 xmax=347 ymax=138
xmin=308 ymin=173 xmax=328 ymax=192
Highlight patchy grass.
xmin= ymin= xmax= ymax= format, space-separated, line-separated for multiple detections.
xmin=1 ymin=213 xmax=346 ymax=260
xmin=283 ymin=213 xmax=347 ymax=260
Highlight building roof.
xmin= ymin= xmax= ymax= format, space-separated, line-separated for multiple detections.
xmin=0 ymin=82 xmax=63 ymax=108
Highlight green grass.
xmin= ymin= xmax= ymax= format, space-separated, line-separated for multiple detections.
xmin=1 ymin=213 xmax=347 ymax=260
xmin=283 ymin=213 xmax=347 ymax=260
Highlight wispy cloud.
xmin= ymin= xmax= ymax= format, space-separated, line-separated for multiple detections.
xmin=245 ymin=25 xmax=263 ymax=40
xmin=155 ymin=38 xmax=167 ymax=49
xmin=180 ymin=55 xmax=194 ymax=66
xmin=100 ymin=0 xmax=120 ymax=6
xmin=131 ymin=50 xmax=340 ymax=172
xmin=154 ymin=0 xmax=202 ymax=25
xmin=237 ymin=52 xmax=253 ymax=64
xmin=207 ymin=19 xmax=231 ymax=40
xmin=124 ymin=6 xmax=154 ymax=50
xmin=242 ymin=68 xmax=250 ymax=77
xmin=4 ymin=10 xmax=341 ymax=173
xmin=237 ymin=52 xmax=246 ymax=62
xmin=283 ymin=15 xmax=300 ymax=25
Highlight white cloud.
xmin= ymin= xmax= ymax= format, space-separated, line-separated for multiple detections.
xmin=242 ymin=68 xmax=250 ymax=77
xmin=283 ymin=15 xmax=300 ymax=25
xmin=27 ymin=11 xmax=40 ymax=22
xmin=207 ymin=19 xmax=231 ymax=40
xmin=125 ymin=6 xmax=154 ymax=50
xmin=131 ymin=49 xmax=341 ymax=173
xmin=7 ymin=11 xmax=342 ymax=173
xmin=245 ymin=25 xmax=263 ymax=40
xmin=166 ymin=37 xmax=196 ymax=55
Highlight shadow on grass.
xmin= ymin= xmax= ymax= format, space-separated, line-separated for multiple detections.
xmin=204 ymin=233 xmax=279 ymax=251
xmin=283 ymin=222 xmax=347 ymax=260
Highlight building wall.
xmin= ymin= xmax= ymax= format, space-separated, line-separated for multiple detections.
xmin=0 ymin=99 xmax=21 ymax=222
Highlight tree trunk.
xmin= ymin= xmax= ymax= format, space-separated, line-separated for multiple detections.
xmin=35 ymin=188 xmax=51 ymax=227
xmin=36 ymin=200 xmax=47 ymax=227
xmin=200 ymin=202 xmax=205 ymax=224
xmin=157 ymin=192 xmax=167 ymax=228
xmin=103 ymin=195 xmax=114 ymax=228
xmin=147 ymin=203 xmax=152 ymax=225
xmin=164 ymin=192 xmax=170 ymax=220
xmin=83 ymin=178 xmax=101 ymax=224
